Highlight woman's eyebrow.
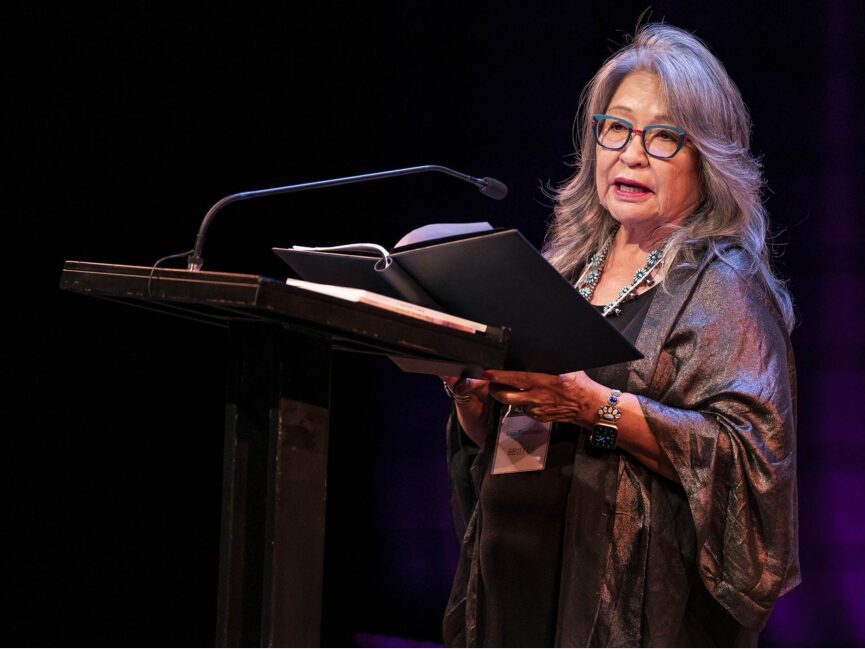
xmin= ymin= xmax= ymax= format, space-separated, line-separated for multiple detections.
xmin=605 ymin=105 xmax=674 ymax=122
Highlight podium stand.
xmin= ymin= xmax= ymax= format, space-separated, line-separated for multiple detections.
xmin=60 ymin=261 xmax=509 ymax=647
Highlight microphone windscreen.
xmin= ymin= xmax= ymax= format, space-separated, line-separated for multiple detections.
xmin=479 ymin=177 xmax=508 ymax=200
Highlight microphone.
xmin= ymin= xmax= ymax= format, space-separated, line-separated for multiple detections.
xmin=186 ymin=164 xmax=508 ymax=271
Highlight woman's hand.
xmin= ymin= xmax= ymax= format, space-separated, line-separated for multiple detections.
xmin=441 ymin=375 xmax=490 ymax=403
xmin=441 ymin=375 xmax=492 ymax=447
xmin=484 ymin=369 xmax=680 ymax=482
xmin=483 ymin=369 xmax=607 ymax=428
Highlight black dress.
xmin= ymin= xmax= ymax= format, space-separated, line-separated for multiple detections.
xmin=476 ymin=288 xmax=656 ymax=647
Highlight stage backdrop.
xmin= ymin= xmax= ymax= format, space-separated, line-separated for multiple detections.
xmin=6 ymin=1 xmax=864 ymax=645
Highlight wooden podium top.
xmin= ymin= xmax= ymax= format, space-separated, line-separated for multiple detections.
xmin=60 ymin=261 xmax=509 ymax=372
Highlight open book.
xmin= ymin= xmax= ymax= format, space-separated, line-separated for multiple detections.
xmin=273 ymin=222 xmax=641 ymax=374
xmin=281 ymin=222 xmax=497 ymax=310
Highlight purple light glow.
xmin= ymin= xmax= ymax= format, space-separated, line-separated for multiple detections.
xmin=355 ymin=632 xmax=442 ymax=648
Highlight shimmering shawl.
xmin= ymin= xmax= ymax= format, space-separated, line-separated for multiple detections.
xmin=443 ymin=248 xmax=799 ymax=647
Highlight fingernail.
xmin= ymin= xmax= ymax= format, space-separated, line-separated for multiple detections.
xmin=482 ymin=370 xmax=494 ymax=379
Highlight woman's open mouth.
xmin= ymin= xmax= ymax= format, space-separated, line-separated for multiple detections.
xmin=614 ymin=178 xmax=653 ymax=195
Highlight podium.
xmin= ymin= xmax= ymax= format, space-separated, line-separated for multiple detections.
xmin=60 ymin=261 xmax=508 ymax=647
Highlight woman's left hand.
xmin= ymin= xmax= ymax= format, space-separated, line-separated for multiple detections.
xmin=483 ymin=369 xmax=607 ymax=427
xmin=486 ymin=369 xmax=680 ymax=482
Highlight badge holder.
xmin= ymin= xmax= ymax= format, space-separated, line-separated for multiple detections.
xmin=491 ymin=405 xmax=552 ymax=475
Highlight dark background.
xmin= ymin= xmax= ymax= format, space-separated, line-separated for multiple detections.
xmin=6 ymin=1 xmax=864 ymax=646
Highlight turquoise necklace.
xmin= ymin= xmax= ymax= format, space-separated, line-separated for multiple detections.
xmin=576 ymin=225 xmax=663 ymax=317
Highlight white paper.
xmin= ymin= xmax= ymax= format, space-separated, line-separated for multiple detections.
xmin=393 ymin=222 xmax=493 ymax=249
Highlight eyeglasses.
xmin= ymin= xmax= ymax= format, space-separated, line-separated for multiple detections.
xmin=592 ymin=114 xmax=689 ymax=159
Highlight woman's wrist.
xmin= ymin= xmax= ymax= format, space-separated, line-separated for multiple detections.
xmin=446 ymin=378 xmax=492 ymax=448
xmin=443 ymin=379 xmax=472 ymax=404
xmin=587 ymin=387 xmax=624 ymax=450
xmin=563 ymin=374 xmax=612 ymax=428
xmin=449 ymin=378 xmax=490 ymax=401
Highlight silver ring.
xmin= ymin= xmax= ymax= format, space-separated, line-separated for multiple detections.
xmin=443 ymin=380 xmax=471 ymax=404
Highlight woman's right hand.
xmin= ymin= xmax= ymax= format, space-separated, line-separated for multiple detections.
xmin=442 ymin=376 xmax=490 ymax=402
xmin=441 ymin=376 xmax=491 ymax=447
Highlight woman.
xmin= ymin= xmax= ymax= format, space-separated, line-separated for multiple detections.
xmin=442 ymin=23 xmax=799 ymax=647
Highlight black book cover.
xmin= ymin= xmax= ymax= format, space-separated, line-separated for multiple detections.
xmin=274 ymin=227 xmax=642 ymax=374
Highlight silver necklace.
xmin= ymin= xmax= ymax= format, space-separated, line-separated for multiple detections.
xmin=575 ymin=225 xmax=664 ymax=317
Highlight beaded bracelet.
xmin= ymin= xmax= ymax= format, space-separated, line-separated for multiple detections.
xmin=589 ymin=388 xmax=621 ymax=451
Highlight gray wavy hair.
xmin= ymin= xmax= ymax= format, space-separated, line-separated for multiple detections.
xmin=543 ymin=23 xmax=795 ymax=331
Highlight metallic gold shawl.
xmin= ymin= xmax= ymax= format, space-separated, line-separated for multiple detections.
xmin=444 ymin=248 xmax=799 ymax=647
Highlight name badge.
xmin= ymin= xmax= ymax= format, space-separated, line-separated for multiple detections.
xmin=491 ymin=408 xmax=552 ymax=474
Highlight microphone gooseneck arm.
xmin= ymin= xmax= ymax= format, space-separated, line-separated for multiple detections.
xmin=186 ymin=164 xmax=508 ymax=271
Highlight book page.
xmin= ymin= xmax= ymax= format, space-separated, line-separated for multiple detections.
xmin=283 ymin=278 xmax=488 ymax=334
xmin=393 ymin=222 xmax=493 ymax=249
xmin=291 ymin=242 xmax=389 ymax=261
xmin=285 ymin=223 xmax=493 ymax=257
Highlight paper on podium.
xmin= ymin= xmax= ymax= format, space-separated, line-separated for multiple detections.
xmin=283 ymin=277 xmax=487 ymax=334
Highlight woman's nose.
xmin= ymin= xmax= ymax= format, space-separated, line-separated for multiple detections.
xmin=619 ymin=130 xmax=649 ymax=164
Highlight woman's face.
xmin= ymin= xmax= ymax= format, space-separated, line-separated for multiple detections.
xmin=595 ymin=70 xmax=702 ymax=237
